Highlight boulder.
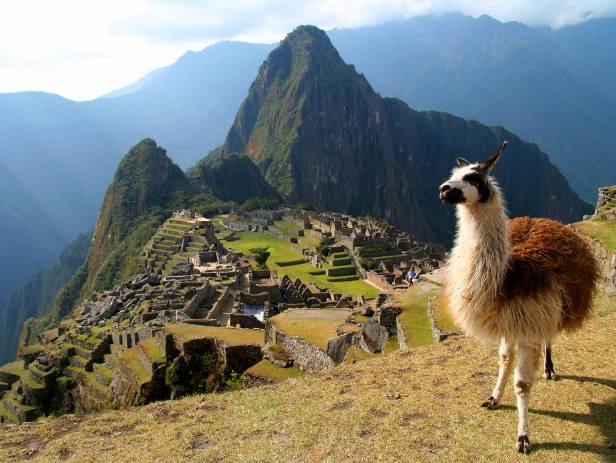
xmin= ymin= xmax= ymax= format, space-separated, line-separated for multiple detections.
xmin=327 ymin=331 xmax=356 ymax=363
xmin=82 ymin=296 xmax=119 ymax=325
xmin=171 ymin=262 xmax=194 ymax=276
xmin=359 ymin=319 xmax=388 ymax=353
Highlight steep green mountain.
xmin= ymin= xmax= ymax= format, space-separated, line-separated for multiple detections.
xmin=221 ymin=25 xmax=589 ymax=244
xmin=328 ymin=15 xmax=616 ymax=200
xmin=0 ymin=233 xmax=90 ymax=363
xmin=84 ymin=138 xmax=191 ymax=295
xmin=189 ymin=150 xmax=280 ymax=203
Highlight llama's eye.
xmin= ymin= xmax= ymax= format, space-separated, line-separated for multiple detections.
xmin=463 ymin=173 xmax=483 ymax=185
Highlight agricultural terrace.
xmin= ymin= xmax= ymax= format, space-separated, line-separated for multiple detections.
xmin=219 ymin=230 xmax=378 ymax=298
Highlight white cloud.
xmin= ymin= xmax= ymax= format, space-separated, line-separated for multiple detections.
xmin=1 ymin=0 xmax=614 ymax=100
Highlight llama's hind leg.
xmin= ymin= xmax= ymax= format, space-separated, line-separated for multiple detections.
xmin=514 ymin=343 xmax=541 ymax=454
xmin=482 ymin=337 xmax=514 ymax=409
xmin=543 ymin=343 xmax=556 ymax=380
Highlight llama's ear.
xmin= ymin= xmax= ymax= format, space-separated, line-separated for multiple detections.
xmin=457 ymin=157 xmax=470 ymax=167
xmin=481 ymin=140 xmax=508 ymax=171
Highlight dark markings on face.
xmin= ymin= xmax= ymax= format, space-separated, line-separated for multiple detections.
xmin=462 ymin=171 xmax=491 ymax=202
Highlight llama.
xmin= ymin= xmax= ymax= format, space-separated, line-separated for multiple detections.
xmin=439 ymin=140 xmax=598 ymax=454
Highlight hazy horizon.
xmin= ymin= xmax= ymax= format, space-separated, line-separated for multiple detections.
xmin=1 ymin=1 xmax=616 ymax=101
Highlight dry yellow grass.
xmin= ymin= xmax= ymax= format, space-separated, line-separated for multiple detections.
xmin=270 ymin=308 xmax=351 ymax=350
xmin=244 ymin=360 xmax=304 ymax=382
xmin=1 ymin=292 xmax=614 ymax=463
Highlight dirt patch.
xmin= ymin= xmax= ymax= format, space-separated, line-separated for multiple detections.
xmin=191 ymin=433 xmax=211 ymax=450
xmin=400 ymin=412 xmax=429 ymax=424
xmin=50 ymin=416 xmax=82 ymax=439
xmin=330 ymin=399 xmax=354 ymax=411
xmin=58 ymin=446 xmax=73 ymax=461
xmin=96 ymin=423 xmax=137 ymax=437
xmin=14 ymin=436 xmax=46 ymax=461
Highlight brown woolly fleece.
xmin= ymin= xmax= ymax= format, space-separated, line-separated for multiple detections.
xmin=502 ymin=217 xmax=599 ymax=332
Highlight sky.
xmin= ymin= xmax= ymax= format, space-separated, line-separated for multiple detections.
xmin=1 ymin=0 xmax=615 ymax=101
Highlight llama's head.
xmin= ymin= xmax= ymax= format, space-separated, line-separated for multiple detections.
xmin=439 ymin=141 xmax=508 ymax=205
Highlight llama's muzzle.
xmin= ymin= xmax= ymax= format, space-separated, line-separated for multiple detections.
xmin=439 ymin=183 xmax=464 ymax=204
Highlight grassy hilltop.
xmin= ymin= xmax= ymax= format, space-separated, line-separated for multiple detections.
xmin=1 ymin=289 xmax=613 ymax=463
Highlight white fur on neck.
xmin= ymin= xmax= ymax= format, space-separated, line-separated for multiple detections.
xmin=446 ymin=179 xmax=511 ymax=340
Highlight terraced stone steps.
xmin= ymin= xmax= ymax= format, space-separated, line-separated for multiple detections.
xmin=0 ymin=390 xmax=37 ymax=422
xmin=120 ymin=346 xmax=152 ymax=385
xmin=27 ymin=364 xmax=56 ymax=387
xmin=93 ymin=363 xmax=114 ymax=386
xmin=136 ymin=339 xmax=165 ymax=376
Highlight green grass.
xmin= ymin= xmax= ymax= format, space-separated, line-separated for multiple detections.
xmin=140 ymin=338 xmax=165 ymax=364
xmin=0 ymin=360 xmax=25 ymax=376
xmin=431 ymin=296 xmax=457 ymax=332
xmin=164 ymin=324 xmax=265 ymax=346
xmin=271 ymin=219 xmax=301 ymax=238
xmin=20 ymin=371 xmax=45 ymax=390
xmin=394 ymin=285 xmax=438 ymax=347
xmin=93 ymin=363 xmax=114 ymax=384
xmin=270 ymin=308 xmax=351 ymax=350
xmin=120 ymin=348 xmax=151 ymax=384
xmin=20 ymin=343 xmax=42 ymax=355
xmin=297 ymin=234 xmax=320 ymax=250
xmin=574 ymin=219 xmax=616 ymax=251
xmin=244 ymin=360 xmax=304 ymax=382
xmin=83 ymin=370 xmax=110 ymax=396
xmin=221 ymin=231 xmax=377 ymax=297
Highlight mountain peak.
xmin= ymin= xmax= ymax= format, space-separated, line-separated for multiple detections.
xmin=283 ymin=25 xmax=331 ymax=48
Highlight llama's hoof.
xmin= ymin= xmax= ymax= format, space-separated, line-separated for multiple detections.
xmin=481 ymin=396 xmax=499 ymax=409
xmin=517 ymin=435 xmax=531 ymax=454
xmin=543 ymin=370 xmax=557 ymax=381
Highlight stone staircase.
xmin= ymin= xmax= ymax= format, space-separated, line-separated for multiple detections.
xmin=143 ymin=218 xmax=209 ymax=274
xmin=0 ymin=358 xmax=56 ymax=424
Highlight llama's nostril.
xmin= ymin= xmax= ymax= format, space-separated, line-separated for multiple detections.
xmin=440 ymin=184 xmax=451 ymax=193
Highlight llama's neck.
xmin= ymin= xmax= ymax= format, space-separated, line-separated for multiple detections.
xmin=447 ymin=187 xmax=510 ymax=304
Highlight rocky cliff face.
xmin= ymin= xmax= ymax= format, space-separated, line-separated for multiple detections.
xmin=190 ymin=150 xmax=280 ymax=203
xmin=221 ymin=25 xmax=591 ymax=244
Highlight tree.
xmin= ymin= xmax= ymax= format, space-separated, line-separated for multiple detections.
xmin=249 ymin=247 xmax=270 ymax=268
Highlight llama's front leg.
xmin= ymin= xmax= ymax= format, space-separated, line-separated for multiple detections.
xmin=543 ymin=343 xmax=556 ymax=380
xmin=514 ymin=343 xmax=541 ymax=454
xmin=482 ymin=337 xmax=514 ymax=409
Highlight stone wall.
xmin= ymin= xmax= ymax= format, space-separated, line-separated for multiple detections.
xmin=229 ymin=313 xmax=265 ymax=329
xmin=265 ymin=320 xmax=335 ymax=373
xmin=427 ymin=299 xmax=459 ymax=342
xmin=183 ymin=281 xmax=216 ymax=317
xmin=379 ymin=304 xmax=402 ymax=335
xmin=396 ymin=319 xmax=409 ymax=349
xmin=595 ymin=186 xmax=616 ymax=219
xmin=583 ymin=232 xmax=616 ymax=294
xmin=207 ymin=287 xmax=231 ymax=321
